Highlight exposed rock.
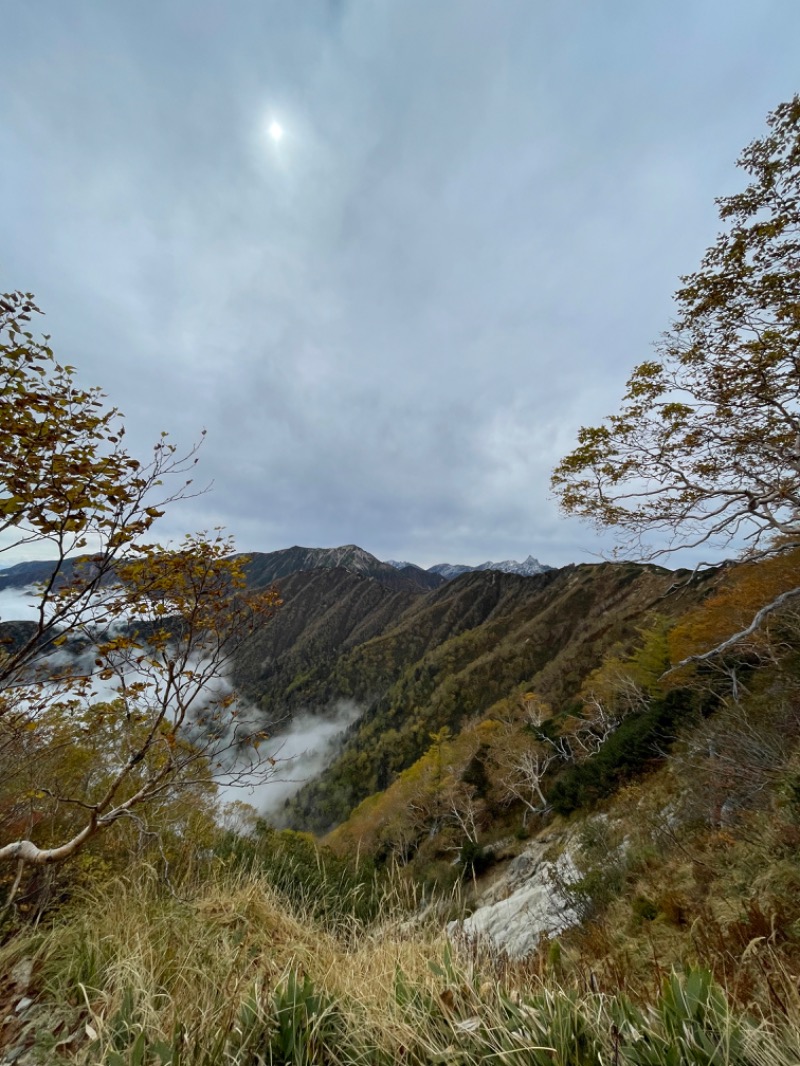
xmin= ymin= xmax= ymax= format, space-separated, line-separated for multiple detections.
xmin=449 ymin=841 xmax=579 ymax=959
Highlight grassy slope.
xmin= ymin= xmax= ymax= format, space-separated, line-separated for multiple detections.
xmin=2 ymin=853 xmax=800 ymax=1065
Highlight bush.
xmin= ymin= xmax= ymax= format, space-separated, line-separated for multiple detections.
xmin=458 ymin=840 xmax=493 ymax=879
xmin=548 ymin=689 xmax=702 ymax=814
xmin=631 ymin=894 xmax=659 ymax=922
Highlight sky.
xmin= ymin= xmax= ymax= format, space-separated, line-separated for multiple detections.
xmin=2 ymin=1 xmax=799 ymax=570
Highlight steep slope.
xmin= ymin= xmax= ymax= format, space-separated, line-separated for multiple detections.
xmin=233 ymin=567 xmax=425 ymax=726
xmin=242 ymin=567 xmax=565 ymax=733
xmin=0 ymin=620 xmax=41 ymax=656
xmin=280 ymin=563 xmax=717 ymax=834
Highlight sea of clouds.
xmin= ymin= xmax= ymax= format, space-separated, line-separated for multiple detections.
xmin=0 ymin=584 xmax=359 ymax=821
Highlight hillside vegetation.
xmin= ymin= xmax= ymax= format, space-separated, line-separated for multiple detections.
xmin=6 ymin=549 xmax=800 ymax=1063
xmin=249 ymin=561 xmax=717 ymax=833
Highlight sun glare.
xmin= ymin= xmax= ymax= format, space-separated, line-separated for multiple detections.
xmin=268 ymin=120 xmax=284 ymax=142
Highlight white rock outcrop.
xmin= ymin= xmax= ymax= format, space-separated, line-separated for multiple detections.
xmin=448 ymin=840 xmax=579 ymax=959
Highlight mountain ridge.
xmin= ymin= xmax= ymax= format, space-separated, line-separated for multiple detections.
xmin=237 ymin=544 xmax=444 ymax=593
xmin=384 ymin=554 xmax=553 ymax=580
xmin=0 ymin=543 xmax=445 ymax=602
xmin=0 ymin=544 xmax=553 ymax=600
xmin=427 ymin=554 xmax=552 ymax=580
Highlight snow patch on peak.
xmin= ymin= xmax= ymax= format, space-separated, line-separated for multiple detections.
xmin=429 ymin=556 xmax=553 ymax=580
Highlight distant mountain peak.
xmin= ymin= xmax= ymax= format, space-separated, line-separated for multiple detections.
xmin=241 ymin=544 xmax=443 ymax=592
xmin=427 ymin=556 xmax=552 ymax=580
xmin=385 ymin=555 xmax=552 ymax=582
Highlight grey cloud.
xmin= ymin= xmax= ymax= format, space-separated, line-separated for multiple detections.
xmin=2 ymin=1 xmax=799 ymax=569
xmin=216 ymin=700 xmax=363 ymax=819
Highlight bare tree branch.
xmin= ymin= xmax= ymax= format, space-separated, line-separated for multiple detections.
xmin=665 ymin=585 xmax=800 ymax=675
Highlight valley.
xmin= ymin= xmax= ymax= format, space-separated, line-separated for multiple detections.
xmin=5 ymin=541 xmax=800 ymax=1064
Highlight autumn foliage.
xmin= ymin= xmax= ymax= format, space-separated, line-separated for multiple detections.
xmin=553 ymin=97 xmax=800 ymax=563
xmin=0 ymin=292 xmax=279 ymax=884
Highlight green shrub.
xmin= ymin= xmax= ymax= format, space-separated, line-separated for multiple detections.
xmin=458 ymin=840 xmax=493 ymax=879
xmin=548 ymin=690 xmax=700 ymax=814
xmin=632 ymin=894 xmax=659 ymax=922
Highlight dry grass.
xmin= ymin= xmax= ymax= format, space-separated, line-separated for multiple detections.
xmin=2 ymin=860 xmax=800 ymax=1065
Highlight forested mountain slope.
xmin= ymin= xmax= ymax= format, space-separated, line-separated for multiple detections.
xmin=232 ymin=566 xmax=423 ymax=726
xmin=268 ymin=561 xmax=719 ymax=833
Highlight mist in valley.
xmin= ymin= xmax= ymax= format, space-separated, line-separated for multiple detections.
xmin=0 ymin=581 xmax=360 ymax=822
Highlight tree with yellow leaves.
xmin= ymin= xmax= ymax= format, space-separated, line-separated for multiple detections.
xmin=553 ymin=97 xmax=800 ymax=564
xmin=553 ymin=96 xmax=800 ymax=659
xmin=0 ymin=292 xmax=279 ymax=880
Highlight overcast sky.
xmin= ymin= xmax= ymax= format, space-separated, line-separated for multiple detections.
xmin=2 ymin=1 xmax=799 ymax=569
